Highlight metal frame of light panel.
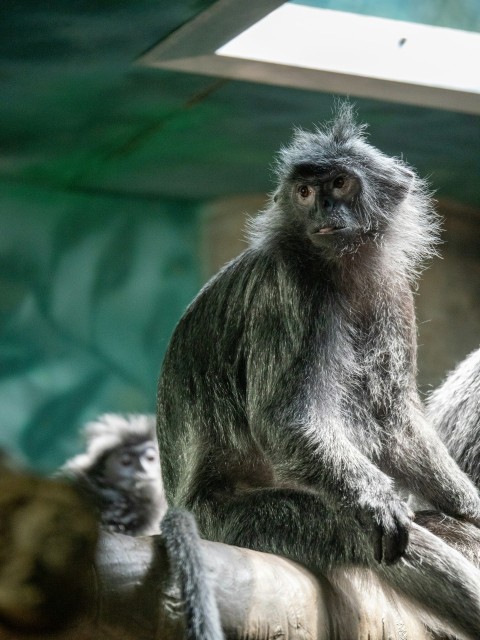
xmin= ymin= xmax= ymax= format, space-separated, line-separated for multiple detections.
xmin=138 ymin=0 xmax=480 ymax=115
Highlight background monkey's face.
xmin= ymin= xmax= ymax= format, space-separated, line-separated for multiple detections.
xmin=100 ymin=440 xmax=161 ymax=490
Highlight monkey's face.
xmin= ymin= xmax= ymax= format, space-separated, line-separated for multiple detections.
xmin=290 ymin=166 xmax=365 ymax=253
xmin=101 ymin=441 xmax=161 ymax=490
xmin=273 ymin=121 xmax=416 ymax=257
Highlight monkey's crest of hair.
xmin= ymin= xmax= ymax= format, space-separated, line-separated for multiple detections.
xmin=249 ymin=102 xmax=440 ymax=281
xmin=321 ymin=101 xmax=369 ymax=144
xmin=62 ymin=413 xmax=157 ymax=472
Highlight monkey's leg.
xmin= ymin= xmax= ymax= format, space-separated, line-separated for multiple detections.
xmin=195 ymin=488 xmax=360 ymax=567
xmin=379 ymin=522 xmax=480 ymax=640
xmin=193 ymin=488 xmax=480 ymax=640
xmin=415 ymin=510 xmax=480 ymax=567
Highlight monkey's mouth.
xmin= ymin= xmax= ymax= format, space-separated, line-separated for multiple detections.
xmin=311 ymin=225 xmax=346 ymax=235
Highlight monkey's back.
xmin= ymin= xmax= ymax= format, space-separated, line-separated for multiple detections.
xmin=158 ymin=249 xmax=261 ymax=506
xmin=157 ymin=244 xmax=325 ymax=507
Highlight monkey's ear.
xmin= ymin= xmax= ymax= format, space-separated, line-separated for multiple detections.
xmin=273 ymin=192 xmax=279 ymax=203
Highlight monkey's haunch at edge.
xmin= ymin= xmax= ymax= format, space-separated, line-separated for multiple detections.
xmin=157 ymin=103 xmax=480 ymax=639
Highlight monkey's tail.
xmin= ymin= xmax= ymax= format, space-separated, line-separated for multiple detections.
xmin=161 ymin=508 xmax=224 ymax=640
xmin=380 ymin=522 xmax=480 ymax=640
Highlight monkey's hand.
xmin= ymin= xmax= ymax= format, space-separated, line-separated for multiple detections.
xmin=357 ymin=494 xmax=414 ymax=565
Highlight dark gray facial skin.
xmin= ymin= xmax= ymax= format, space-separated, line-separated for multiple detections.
xmin=289 ymin=168 xmax=363 ymax=251
xmin=157 ymin=104 xmax=480 ymax=639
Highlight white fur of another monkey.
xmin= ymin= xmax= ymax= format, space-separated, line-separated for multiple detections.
xmin=427 ymin=346 xmax=480 ymax=487
xmin=61 ymin=414 xmax=167 ymax=536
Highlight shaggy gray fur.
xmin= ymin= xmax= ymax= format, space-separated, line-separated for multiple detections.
xmin=157 ymin=104 xmax=480 ymax=639
xmin=427 ymin=346 xmax=480 ymax=487
xmin=61 ymin=417 xmax=222 ymax=639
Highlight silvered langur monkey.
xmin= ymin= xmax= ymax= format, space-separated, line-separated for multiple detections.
xmin=61 ymin=413 xmax=167 ymax=535
xmin=61 ymin=415 xmax=224 ymax=640
xmin=157 ymin=104 xmax=480 ymax=639
xmin=427 ymin=346 xmax=480 ymax=487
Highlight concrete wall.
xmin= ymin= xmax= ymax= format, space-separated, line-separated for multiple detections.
xmin=416 ymin=199 xmax=480 ymax=390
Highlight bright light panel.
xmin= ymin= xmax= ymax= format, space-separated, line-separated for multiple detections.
xmin=216 ymin=3 xmax=480 ymax=94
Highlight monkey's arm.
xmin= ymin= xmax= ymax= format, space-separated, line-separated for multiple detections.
xmin=357 ymin=286 xmax=480 ymax=525
xmin=241 ymin=283 xmax=413 ymax=563
xmin=249 ymin=381 xmax=412 ymax=564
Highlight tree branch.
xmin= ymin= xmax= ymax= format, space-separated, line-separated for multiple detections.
xmin=3 ymin=470 xmax=479 ymax=639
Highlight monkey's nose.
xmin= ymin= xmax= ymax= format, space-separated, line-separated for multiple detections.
xmin=322 ymin=197 xmax=335 ymax=212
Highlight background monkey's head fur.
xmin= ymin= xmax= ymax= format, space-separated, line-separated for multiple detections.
xmin=250 ymin=103 xmax=440 ymax=280
xmin=64 ymin=413 xmax=159 ymax=476
xmin=61 ymin=414 xmax=167 ymax=535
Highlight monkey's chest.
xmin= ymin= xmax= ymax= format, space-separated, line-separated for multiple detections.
xmin=322 ymin=340 xmax=397 ymax=458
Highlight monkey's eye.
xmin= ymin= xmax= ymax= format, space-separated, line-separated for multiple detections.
xmin=298 ymin=185 xmax=312 ymax=198
xmin=333 ymin=175 xmax=346 ymax=189
xmin=296 ymin=184 xmax=315 ymax=204
xmin=119 ymin=453 xmax=133 ymax=467
xmin=144 ymin=447 xmax=157 ymax=463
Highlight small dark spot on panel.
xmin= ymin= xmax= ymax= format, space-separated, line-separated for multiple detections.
xmin=398 ymin=37 xmax=407 ymax=47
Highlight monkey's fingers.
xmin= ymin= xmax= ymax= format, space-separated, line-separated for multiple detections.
xmin=355 ymin=507 xmax=391 ymax=563
xmin=372 ymin=526 xmax=384 ymax=564
xmin=355 ymin=499 xmax=412 ymax=564
xmin=381 ymin=500 xmax=413 ymax=565
xmin=382 ymin=520 xmax=410 ymax=565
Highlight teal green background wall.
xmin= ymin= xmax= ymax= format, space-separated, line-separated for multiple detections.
xmin=0 ymin=183 xmax=200 ymax=470
xmin=292 ymin=0 xmax=480 ymax=31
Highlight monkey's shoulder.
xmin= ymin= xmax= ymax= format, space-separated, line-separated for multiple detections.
xmin=179 ymin=248 xmax=284 ymax=317
xmin=164 ymin=248 xmax=315 ymax=371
